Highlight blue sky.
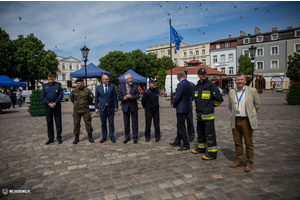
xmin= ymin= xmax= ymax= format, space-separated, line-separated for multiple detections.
xmin=1 ymin=1 xmax=300 ymax=66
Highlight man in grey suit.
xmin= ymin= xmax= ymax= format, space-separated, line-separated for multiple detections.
xmin=95 ymin=74 xmax=118 ymax=143
xmin=228 ymin=73 xmax=260 ymax=172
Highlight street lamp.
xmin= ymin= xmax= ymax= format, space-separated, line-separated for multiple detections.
xmin=248 ymin=45 xmax=257 ymax=88
xmin=80 ymin=45 xmax=90 ymax=87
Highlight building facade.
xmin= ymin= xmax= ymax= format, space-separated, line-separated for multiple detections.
xmin=180 ymin=42 xmax=210 ymax=67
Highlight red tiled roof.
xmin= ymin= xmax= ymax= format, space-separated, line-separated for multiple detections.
xmin=211 ymin=37 xmax=238 ymax=43
xmin=186 ymin=59 xmax=202 ymax=65
xmin=166 ymin=65 xmax=226 ymax=76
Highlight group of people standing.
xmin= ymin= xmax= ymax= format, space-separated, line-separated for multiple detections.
xmin=41 ymin=68 xmax=260 ymax=173
xmin=0 ymin=87 xmax=23 ymax=108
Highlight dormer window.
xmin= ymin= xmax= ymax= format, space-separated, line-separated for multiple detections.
xmin=295 ymin=30 xmax=300 ymax=37
xmin=271 ymin=33 xmax=278 ymax=40
xmin=243 ymin=38 xmax=250 ymax=44
xmin=225 ymin=43 xmax=230 ymax=48
xmin=216 ymin=44 xmax=220 ymax=49
xmin=256 ymin=36 xmax=263 ymax=42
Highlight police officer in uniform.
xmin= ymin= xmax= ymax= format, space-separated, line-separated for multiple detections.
xmin=191 ymin=68 xmax=223 ymax=160
xmin=141 ymin=78 xmax=160 ymax=142
xmin=70 ymin=78 xmax=94 ymax=144
xmin=41 ymin=71 xmax=63 ymax=145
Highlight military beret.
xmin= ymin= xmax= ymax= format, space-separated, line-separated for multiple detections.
xmin=75 ymin=78 xmax=84 ymax=83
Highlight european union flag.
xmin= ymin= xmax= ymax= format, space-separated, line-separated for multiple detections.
xmin=170 ymin=24 xmax=184 ymax=50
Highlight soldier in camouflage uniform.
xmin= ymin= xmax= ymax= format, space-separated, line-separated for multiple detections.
xmin=70 ymin=78 xmax=94 ymax=144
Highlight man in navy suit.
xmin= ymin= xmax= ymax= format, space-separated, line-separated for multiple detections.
xmin=95 ymin=74 xmax=118 ymax=143
xmin=170 ymin=70 xmax=192 ymax=151
xmin=118 ymin=74 xmax=140 ymax=144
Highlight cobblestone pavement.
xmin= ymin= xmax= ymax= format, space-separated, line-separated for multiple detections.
xmin=0 ymin=90 xmax=300 ymax=200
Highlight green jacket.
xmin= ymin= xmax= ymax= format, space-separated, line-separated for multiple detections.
xmin=70 ymin=87 xmax=93 ymax=113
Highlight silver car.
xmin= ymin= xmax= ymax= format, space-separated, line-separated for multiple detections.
xmin=0 ymin=93 xmax=12 ymax=113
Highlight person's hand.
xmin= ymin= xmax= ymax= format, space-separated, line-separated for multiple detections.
xmin=172 ymin=104 xmax=175 ymax=108
xmin=95 ymin=109 xmax=99 ymax=114
xmin=52 ymin=102 xmax=56 ymax=108
xmin=114 ymin=108 xmax=118 ymax=112
xmin=48 ymin=103 xmax=53 ymax=108
xmin=126 ymin=94 xmax=131 ymax=99
xmin=124 ymin=96 xmax=128 ymax=100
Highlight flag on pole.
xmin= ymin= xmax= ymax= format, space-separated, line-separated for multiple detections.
xmin=170 ymin=24 xmax=184 ymax=50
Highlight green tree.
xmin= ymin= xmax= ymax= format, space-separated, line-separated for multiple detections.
xmin=286 ymin=50 xmax=300 ymax=82
xmin=237 ymin=53 xmax=254 ymax=85
xmin=13 ymin=33 xmax=58 ymax=89
xmin=156 ymin=68 xmax=167 ymax=92
xmin=0 ymin=28 xmax=16 ymax=77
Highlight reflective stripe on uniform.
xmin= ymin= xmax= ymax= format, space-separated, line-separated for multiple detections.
xmin=201 ymin=113 xmax=215 ymax=120
xmin=198 ymin=143 xmax=207 ymax=148
xmin=194 ymin=91 xmax=198 ymax=97
xmin=214 ymin=100 xmax=222 ymax=107
xmin=202 ymin=90 xmax=211 ymax=99
xmin=207 ymin=146 xmax=218 ymax=152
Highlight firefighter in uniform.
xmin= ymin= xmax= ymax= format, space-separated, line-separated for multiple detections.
xmin=191 ymin=68 xmax=223 ymax=160
xmin=41 ymin=71 xmax=63 ymax=145
xmin=70 ymin=78 xmax=94 ymax=144
xmin=141 ymin=78 xmax=160 ymax=142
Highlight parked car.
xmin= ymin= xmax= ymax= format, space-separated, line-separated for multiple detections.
xmin=62 ymin=88 xmax=70 ymax=101
xmin=0 ymin=93 xmax=12 ymax=113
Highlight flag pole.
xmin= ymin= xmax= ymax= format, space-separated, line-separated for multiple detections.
xmin=169 ymin=18 xmax=173 ymax=106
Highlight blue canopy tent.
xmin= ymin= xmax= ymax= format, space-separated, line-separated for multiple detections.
xmin=117 ymin=69 xmax=147 ymax=83
xmin=70 ymin=63 xmax=111 ymax=78
xmin=0 ymin=75 xmax=27 ymax=87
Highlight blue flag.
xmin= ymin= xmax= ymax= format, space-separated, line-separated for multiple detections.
xmin=170 ymin=24 xmax=184 ymax=50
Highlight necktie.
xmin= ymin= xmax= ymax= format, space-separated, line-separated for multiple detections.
xmin=127 ymin=85 xmax=130 ymax=94
xmin=105 ymin=85 xmax=108 ymax=94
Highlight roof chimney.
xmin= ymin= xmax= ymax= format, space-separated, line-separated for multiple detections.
xmin=255 ymin=27 xmax=260 ymax=34
xmin=272 ymin=27 xmax=277 ymax=32
xmin=240 ymin=31 xmax=246 ymax=36
xmin=228 ymin=34 xmax=231 ymax=38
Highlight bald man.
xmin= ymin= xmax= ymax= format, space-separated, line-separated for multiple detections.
xmin=95 ymin=74 xmax=118 ymax=143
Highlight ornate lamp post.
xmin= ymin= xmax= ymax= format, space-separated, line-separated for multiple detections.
xmin=80 ymin=45 xmax=90 ymax=87
xmin=248 ymin=45 xmax=257 ymax=88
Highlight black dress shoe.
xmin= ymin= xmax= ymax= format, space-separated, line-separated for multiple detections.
xmin=45 ymin=140 xmax=54 ymax=145
xmin=169 ymin=142 xmax=180 ymax=147
xmin=110 ymin=138 xmax=116 ymax=143
xmin=100 ymin=137 xmax=107 ymax=143
xmin=123 ymin=138 xmax=130 ymax=144
xmin=58 ymin=139 xmax=63 ymax=144
xmin=178 ymin=147 xmax=190 ymax=151
xmin=155 ymin=138 xmax=160 ymax=142
xmin=134 ymin=138 xmax=138 ymax=144
xmin=146 ymin=138 xmax=150 ymax=142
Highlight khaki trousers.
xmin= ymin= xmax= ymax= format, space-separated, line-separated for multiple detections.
xmin=232 ymin=117 xmax=254 ymax=166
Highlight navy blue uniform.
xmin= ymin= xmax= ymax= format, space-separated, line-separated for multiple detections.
xmin=141 ymin=87 xmax=160 ymax=140
xmin=41 ymin=82 xmax=63 ymax=141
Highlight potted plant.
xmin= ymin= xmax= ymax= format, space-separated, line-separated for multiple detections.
xmin=27 ymin=89 xmax=46 ymax=116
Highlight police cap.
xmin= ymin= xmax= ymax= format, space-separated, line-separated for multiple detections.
xmin=149 ymin=78 xmax=157 ymax=83
xmin=198 ymin=68 xmax=207 ymax=74
xmin=47 ymin=71 xmax=56 ymax=77
xmin=75 ymin=78 xmax=84 ymax=83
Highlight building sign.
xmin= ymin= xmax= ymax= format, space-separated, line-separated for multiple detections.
xmin=270 ymin=77 xmax=282 ymax=89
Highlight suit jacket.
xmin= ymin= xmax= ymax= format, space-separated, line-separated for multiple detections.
xmin=228 ymin=86 xmax=260 ymax=129
xmin=173 ymin=79 xmax=191 ymax=113
xmin=94 ymin=83 xmax=118 ymax=112
xmin=118 ymin=83 xmax=140 ymax=112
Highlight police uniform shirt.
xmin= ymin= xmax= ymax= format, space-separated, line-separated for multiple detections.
xmin=41 ymin=82 xmax=63 ymax=104
xmin=234 ymin=86 xmax=247 ymax=117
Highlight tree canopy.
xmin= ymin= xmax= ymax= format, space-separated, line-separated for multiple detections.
xmin=237 ymin=53 xmax=254 ymax=85
xmin=286 ymin=50 xmax=300 ymax=82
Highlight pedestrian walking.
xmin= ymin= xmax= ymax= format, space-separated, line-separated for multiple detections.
xmin=170 ymin=70 xmax=191 ymax=151
xmin=228 ymin=73 xmax=260 ymax=172
xmin=16 ymin=88 xmax=22 ymax=107
xmin=118 ymin=74 xmax=140 ymax=144
xmin=141 ymin=78 xmax=160 ymax=142
xmin=9 ymin=87 xmax=16 ymax=109
xmin=41 ymin=71 xmax=63 ymax=145
xmin=191 ymin=68 xmax=223 ymax=160
xmin=70 ymin=78 xmax=94 ymax=144
xmin=95 ymin=74 xmax=118 ymax=143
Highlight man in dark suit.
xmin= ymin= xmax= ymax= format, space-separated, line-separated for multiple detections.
xmin=118 ymin=74 xmax=140 ymax=144
xmin=95 ymin=74 xmax=118 ymax=143
xmin=185 ymin=71 xmax=196 ymax=142
xmin=170 ymin=70 xmax=192 ymax=151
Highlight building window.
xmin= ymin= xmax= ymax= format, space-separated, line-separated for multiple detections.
xmin=184 ymin=52 xmax=187 ymax=57
xmin=295 ymin=43 xmax=300 ymax=52
xmin=270 ymin=60 xmax=279 ymax=69
xmin=216 ymin=44 xmax=220 ymax=49
xmin=168 ymin=50 xmax=170 ymax=56
xmin=174 ymin=49 xmax=177 ymax=54
xmin=189 ymin=51 xmax=193 ymax=56
xmin=221 ymin=67 xmax=225 ymax=73
xmin=256 ymin=36 xmax=263 ymax=42
xmin=196 ymin=50 xmax=199 ymax=55
xmin=257 ymin=61 xmax=264 ymax=70
xmin=294 ymin=30 xmax=300 ymax=37
xmin=271 ymin=34 xmax=278 ymax=40
xmin=202 ymin=49 xmax=205 ymax=54
xmin=76 ymin=64 xmax=79 ymax=70
xmin=243 ymin=38 xmax=250 ymax=44
xmin=225 ymin=43 xmax=230 ymax=48
xmin=155 ymin=51 xmax=158 ymax=56
xmin=221 ymin=54 xmax=225 ymax=62
xmin=229 ymin=67 xmax=233 ymax=74
xmin=184 ymin=61 xmax=187 ymax=66
xmin=202 ymin=59 xmax=206 ymax=65
xmin=160 ymin=51 xmax=163 ymax=56
xmin=257 ymin=48 xmax=264 ymax=56
xmin=62 ymin=63 xmax=65 ymax=70
xmin=213 ymin=55 xmax=217 ymax=63
xmin=62 ymin=74 xmax=66 ymax=80
xmin=243 ymin=50 xmax=249 ymax=56
xmin=69 ymin=63 xmax=72 ymax=70
xmin=174 ymin=58 xmax=177 ymax=65
xmin=228 ymin=54 xmax=233 ymax=62
xmin=271 ymin=46 xmax=279 ymax=55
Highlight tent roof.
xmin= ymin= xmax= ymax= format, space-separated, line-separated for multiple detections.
xmin=166 ymin=65 xmax=226 ymax=76
xmin=70 ymin=63 xmax=111 ymax=78
xmin=117 ymin=69 xmax=147 ymax=83
xmin=0 ymin=75 xmax=27 ymax=87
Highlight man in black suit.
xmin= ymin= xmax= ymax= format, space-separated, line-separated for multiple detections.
xmin=118 ymin=74 xmax=140 ymax=144
xmin=170 ymin=70 xmax=192 ymax=151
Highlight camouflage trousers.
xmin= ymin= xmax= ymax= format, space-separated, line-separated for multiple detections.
xmin=73 ymin=111 xmax=93 ymax=135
